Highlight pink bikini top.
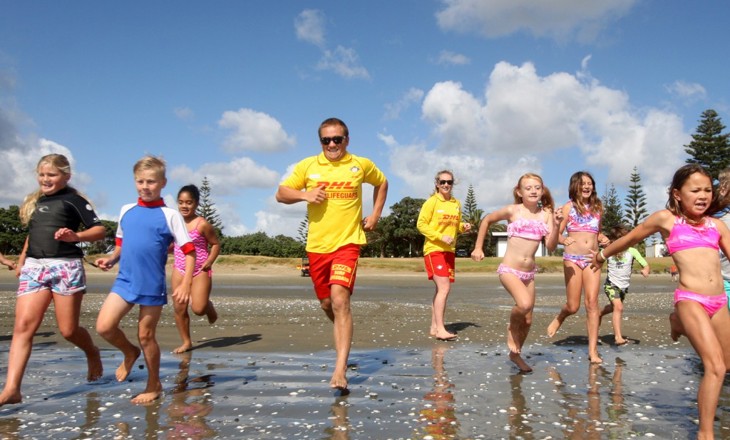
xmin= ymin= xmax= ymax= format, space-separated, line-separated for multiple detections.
xmin=665 ymin=216 xmax=719 ymax=254
xmin=565 ymin=203 xmax=600 ymax=234
xmin=507 ymin=217 xmax=549 ymax=241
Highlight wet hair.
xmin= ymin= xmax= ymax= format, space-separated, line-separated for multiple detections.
xmin=568 ymin=171 xmax=603 ymax=216
xmin=433 ymin=170 xmax=454 ymax=194
xmin=19 ymin=154 xmax=78 ymax=225
xmin=178 ymin=184 xmax=200 ymax=203
xmin=513 ymin=173 xmax=554 ymax=212
xmin=665 ymin=164 xmax=725 ymax=217
xmin=133 ymin=155 xmax=166 ymax=179
xmin=318 ymin=117 xmax=349 ymax=138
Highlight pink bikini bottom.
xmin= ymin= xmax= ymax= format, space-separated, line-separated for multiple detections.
xmin=674 ymin=289 xmax=727 ymax=317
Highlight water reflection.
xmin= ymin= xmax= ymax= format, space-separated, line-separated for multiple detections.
xmin=419 ymin=345 xmax=458 ymax=439
xmin=507 ymin=373 xmax=533 ymax=439
xmin=165 ymin=352 xmax=217 ymax=439
xmin=323 ymin=396 xmax=352 ymax=440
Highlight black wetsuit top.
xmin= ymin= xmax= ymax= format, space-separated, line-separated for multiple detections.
xmin=26 ymin=187 xmax=102 ymax=259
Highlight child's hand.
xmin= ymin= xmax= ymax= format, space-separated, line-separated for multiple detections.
xmin=54 ymin=228 xmax=79 ymax=242
xmin=640 ymin=266 xmax=651 ymax=278
xmin=173 ymin=284 xmax=191 ymax=304
xmin=95 ymin=258 xmax=114 ymax=271
xmin=589 ymin=249 xmax=603 ymax=272
xmin=553 ymin=209 xmax=563 ymax=225
xmin=471 ymin=249 xmax=484 ymax=262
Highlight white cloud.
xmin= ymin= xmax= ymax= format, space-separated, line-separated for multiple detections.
xmin=295 ymin=9 xmax=326 ymax=47
xmin=173 ymin=106 xmax=194 ymax=121
xmin=384 ymin=87 xmax=425 ymax=120
xmin=666 ymin=80 xmax=707 ymax=102
xmin=392 ymin=60 xmax=688 ymax=212
xmin=169 ymin=157 xmax=280 ymax=195
xmin=218 ymin=108 xmax=296 ymax=153
xmin=436 ymin=50 xmax=471 ymax=66
xmin=317 ymin=46 xmax=370 ymax=80
xmin=436 ymin=0 xmax=637 ymax=42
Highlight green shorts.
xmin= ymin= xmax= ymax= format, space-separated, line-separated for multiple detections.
xmin=604 ymin=279 xmax=628 ymax=302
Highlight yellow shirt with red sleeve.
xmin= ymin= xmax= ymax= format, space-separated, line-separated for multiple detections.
xmin=280 ymin=152 xmax=386 ymax=254
xmin=417 ymin=193 xmax=464 ymax=255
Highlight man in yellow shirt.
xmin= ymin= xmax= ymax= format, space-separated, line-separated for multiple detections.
xmin=276 ymin=117 xmax=388 ymax=391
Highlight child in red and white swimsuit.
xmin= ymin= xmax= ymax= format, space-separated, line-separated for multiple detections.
xmin=171 ymin=184 xmax=221 ymax=354
xmin=471 ymin=173 xmax=562 ymax=372
xmin=593 ymin=164 xmax=730 ymax=438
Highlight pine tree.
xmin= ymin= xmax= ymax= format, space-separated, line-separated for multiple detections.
xmin=685 ymin=109 xmax=730 ymax=181
xmin=297 ymin=214 xmax=308 ymax=245
xmin=624 ymin=167 xmax=648 ymax=228
xmin=460 ymin=184 xmax=483 ymax=254
xmin=601 ymin=184 xmax=624 ymax=234
xmin=198 ymin=176 xmax=224 ymax=236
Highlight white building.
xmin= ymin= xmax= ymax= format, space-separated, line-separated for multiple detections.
xmin=492 ymin=232 xmax=548 ymax=258
xmin=644 ymin=242 xmax=667 ymax=258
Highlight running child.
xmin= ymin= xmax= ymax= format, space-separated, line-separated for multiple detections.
xmin=95 ymin=156 xmax=195 ymax=404
xmin=592 ymin=164 xmax=730 ymax=438
xmin=598 ymin=225 xmax=651 ymax=345
xmin=417 ymin=170 xmax=471 ymax=341
xmin=171 ymin=184 xmax=220 ymax=354
xmin=471 ymin=173 xmax=561 ymax=372
xmin=0 ymin=154 xmax=105 ymax=407
xmin=547 ymin=171 xmax=610 ymax=364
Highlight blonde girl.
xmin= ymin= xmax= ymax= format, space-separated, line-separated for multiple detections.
xmin=0 ymin=154 xmax=105 ymax=407
xmin=471 ymin=173 xmax=561 ymax=372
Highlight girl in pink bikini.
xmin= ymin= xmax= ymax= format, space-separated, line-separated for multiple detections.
xmin=547 ymin=171 xmax=609 ymax=364
xmin=172 ymin=184 xmax=221 ymax=354
xmin=593 ymin=164 xmax=730 ymax=439
xmin=471 ymin=173 xmax=561 ymax=372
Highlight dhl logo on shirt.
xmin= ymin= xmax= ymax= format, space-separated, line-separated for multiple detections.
xmin=316 ymin=181 xmax=356 ymax=190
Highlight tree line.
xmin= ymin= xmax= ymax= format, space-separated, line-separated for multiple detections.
xmin=0 ymin=109 xmax=728 ymax=258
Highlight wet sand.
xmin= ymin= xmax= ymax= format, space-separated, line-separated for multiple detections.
xmin=1 ymin=266 xmax=729 ymax=438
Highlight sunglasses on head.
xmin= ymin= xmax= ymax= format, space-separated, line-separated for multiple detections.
xmin=439 ymin=179 xmax=454 ymax=185
xmin=320 ymin=136 xmax=347 ymax=145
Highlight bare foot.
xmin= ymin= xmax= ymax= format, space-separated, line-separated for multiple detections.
xmin=207 ymin=302 xmax=218 ymax=325
xmin=669 ymin=312 xmax=682 ymax=342
xmin=589 ymin=353 xmax=603 ymax=364
xmin=547 ymin=316 xmax=562 ymax=338
xmin=172 ymin=343 xmax=192 ymax=354
xmin=130 ymin=384 xmax=162 ymax=404
xmin=614 ymin=338 xmax=628 ymax=346
xmin=431 ymin=330 xmax=457 ymax=341
xmin=0 ymin=389 xmax=22 ymax=407
xmin=87 ymin=346 xmax=104 ymax=381
xmin=509 ymin=352 xmax=533 ymax=373
xmin=507 ymin=325 xmax=520 ymax=354
xmin=116 ymin=347 xmax=141 ymax=382
xmin=330 ymin=372 xmax=348 ymax=391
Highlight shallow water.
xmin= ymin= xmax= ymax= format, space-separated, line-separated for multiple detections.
xmin=2 ymin=342 xmax=730 ymax=439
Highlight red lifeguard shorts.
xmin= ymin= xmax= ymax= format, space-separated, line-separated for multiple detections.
xmin=424 ymin=251 xmax=455 ymax=282
xmin=307 ymin=244 xmax=360 ymax=300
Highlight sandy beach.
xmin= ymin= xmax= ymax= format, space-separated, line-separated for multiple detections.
xmin=1 ymin=264 xmax=729 ymax=439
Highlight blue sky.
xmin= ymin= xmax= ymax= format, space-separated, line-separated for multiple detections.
xmin=1 ymin=1 xmax=728 ymax=237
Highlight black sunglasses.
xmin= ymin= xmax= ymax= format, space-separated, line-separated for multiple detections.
xmin=438 ymin=179 xmax=454 ymax=185
xmin=320 ymin=136 xmax=347 ymax=145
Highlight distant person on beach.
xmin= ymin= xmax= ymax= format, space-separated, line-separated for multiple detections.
xmin=171 ymin=184 xmax=220 ymax=354
xmin=95 ymin=156 xmax=195 ymax=404
xmin=592 ymin=164 xmax=730 ymax=438
xmin=0 ymin=252 xmax=15 ymax=270
xmin=669 ymin=264 xmax=679 ymax=282
xmin=471 ymin=173 xmax=561 ymax=372
xmin=547 ymin=171 xmax=609 ymax=364
xmin=276 ymin=117 xmax=388 ymax=391
xmin=0 ymin=154 xmax=105 ymax=407
xmin=715 ymin=167 xmax=730 ymax=308
xmin=598 ymin=225 xmax=650 ymax=346
xmin=417 ymin=170 xmax=471 ymax=341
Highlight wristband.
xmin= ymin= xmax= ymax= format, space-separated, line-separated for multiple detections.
xmin=599 ymin=249 xmax=606 ymax=263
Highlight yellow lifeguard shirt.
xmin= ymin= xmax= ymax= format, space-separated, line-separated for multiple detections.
xmin=417 ymin=193 xmax=464 ymax=255
xmin=281 ymin=152 xmax=386 ymax=253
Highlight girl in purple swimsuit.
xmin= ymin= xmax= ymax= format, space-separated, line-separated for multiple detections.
xmin=471 ymin=173 xmax=561 ymax=372
xmin=593 ymin=164 xmax=730 ymax=438
xmin=171 ymin=185 xmax=221 ymax=354
xmin=547 ymin=171 xmax=609 ymax=364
